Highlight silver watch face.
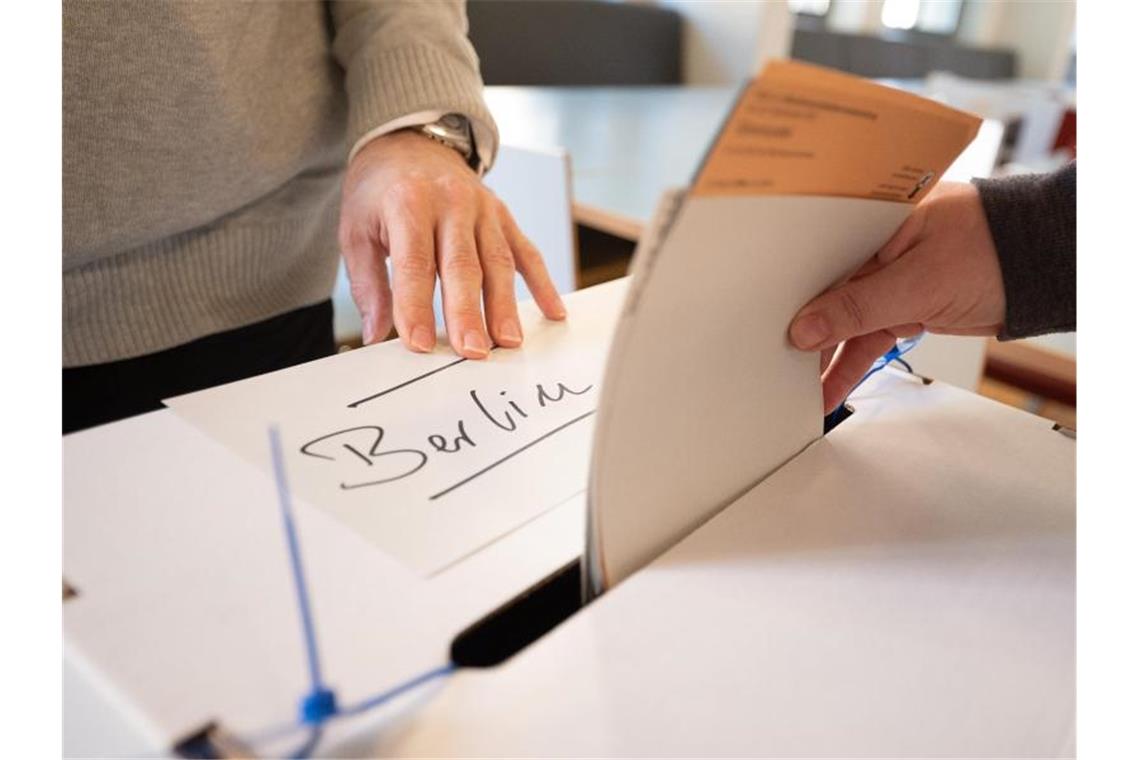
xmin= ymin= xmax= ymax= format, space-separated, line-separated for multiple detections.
xmin=422 ymin=114 xmax=473 ymax=161
xmin=438 ymin=113 xmax=468 ymax=131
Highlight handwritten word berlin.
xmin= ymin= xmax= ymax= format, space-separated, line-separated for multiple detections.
xmin=298 ymin=381 xmax=593 ymax=491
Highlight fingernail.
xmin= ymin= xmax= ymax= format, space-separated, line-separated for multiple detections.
xmin=552 ymin=296 xmax=567 ymax=320
xmin=463 ymin=330 xmax=489 ymax=358
xmin=410 ymin=325 xmax=435 ymax=352
xmin=499 ymin=319 xmax=522 ymax=346
xmin=362 ymin=319 xmax=374 ymax=345
xmin=790 ymin=313 xmax=831 ymax=350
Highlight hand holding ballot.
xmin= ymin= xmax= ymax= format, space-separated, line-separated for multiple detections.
xmin=789 ymin=181 xmax=1006 ymax=412
xmin=789 ymin=163 xmax=1076 ymax=413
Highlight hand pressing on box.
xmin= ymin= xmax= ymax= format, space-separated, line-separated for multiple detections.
xmin=338 ymin=129 xmax=567 ymax=359
xmin=787 ymin=182 xmax=1006 ymax=413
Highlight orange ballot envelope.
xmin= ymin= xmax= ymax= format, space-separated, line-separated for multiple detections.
xmin=586 ymin=60 xmax=982 ymax=595
xmin=692 ymin=60 xmax=981 ymax=202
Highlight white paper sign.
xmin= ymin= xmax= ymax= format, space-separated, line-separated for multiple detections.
xmin=166 ymin=280 xmax=627 ymax=575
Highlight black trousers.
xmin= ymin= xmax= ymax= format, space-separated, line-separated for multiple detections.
xmin=63 ymin=300 xmax=336 ymax=434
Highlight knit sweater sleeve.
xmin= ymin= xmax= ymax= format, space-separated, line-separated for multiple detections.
xmin=330 ymin=0 xmax=499 ymax=167
xmin=972 ymin=163 xmax=1076 ymax=340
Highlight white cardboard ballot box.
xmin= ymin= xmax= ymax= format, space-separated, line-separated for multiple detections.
xmin=64 ymin=275 xmax=1074 ymax=758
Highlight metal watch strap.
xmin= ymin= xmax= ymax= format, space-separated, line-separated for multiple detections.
xmin=418 ymin=114 xmax=479 ymax=173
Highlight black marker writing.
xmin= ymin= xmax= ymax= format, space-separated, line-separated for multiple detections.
xmin=504 ymin=391 xmax=530 ymax=419
xmin=306 ymin=378 xmax=597 ymax=495
xmin=428 ymin=419 xmax=476 ymax=454
xmin=537 ymin=381 xmax=593 ymax=407
xmin=470 ymin=389 xmax=519 ymax=431
xmin=300 ymin=425 xmax=427 ymax=490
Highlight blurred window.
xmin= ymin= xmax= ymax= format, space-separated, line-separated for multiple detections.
xmin=881 ymin=0 xmax=962 ymax=35
xmin=787 ymin=0 xmax=831 ymax=17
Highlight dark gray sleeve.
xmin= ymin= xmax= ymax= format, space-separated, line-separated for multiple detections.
xmin=971 ymin=163 xmax=1075 ymax=340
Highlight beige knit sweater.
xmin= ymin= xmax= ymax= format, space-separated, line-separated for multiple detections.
xmin=63 ymin=0 xmax=498 ymax=366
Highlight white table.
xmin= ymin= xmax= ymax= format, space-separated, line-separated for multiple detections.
xmin=486 ymin=86 xmax=733 ymax=240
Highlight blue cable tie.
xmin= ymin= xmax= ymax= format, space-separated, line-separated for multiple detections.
xmin=827 ymin=333 xmax=924 ymax=419
xmin=289 ymin=726 xmax=324 ymax=760
xmin=300 ymin=689 xmax=338 ymax=726
xmin=258 ymin=426 xmax=457 ymax=757
xmin=268 ymin=426 xmax=339 ymax=727
xmin=337 ymin=663 xmax=456 ymax=718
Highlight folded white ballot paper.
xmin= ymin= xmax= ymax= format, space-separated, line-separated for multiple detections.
xmin=585 ymin=193 xmax=912 ymax=593
xmin=166 ymin=280 xmax=625 ymax=576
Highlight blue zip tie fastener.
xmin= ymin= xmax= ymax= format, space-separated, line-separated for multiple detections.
xmin=259 ymin=425 xmax=456 ymax=758
xmin=826 ymin=333 xmax=924 ymax=425
xmin=268 ymin=425 xmax=339 ymax=726
xmin=300 ymin=690 xmax=338 ymax=726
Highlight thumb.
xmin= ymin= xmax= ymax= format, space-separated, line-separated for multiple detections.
xmin=788 ymin=259 xmax=920 ymax=351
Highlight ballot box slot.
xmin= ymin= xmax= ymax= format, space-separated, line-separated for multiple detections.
xmin=822 ymin=402 xmax=856 ymax=435
xmin=450 ymin=558 xmax=585 ymax=668
xmin=173 ymin=721 xmax=255 ymax=759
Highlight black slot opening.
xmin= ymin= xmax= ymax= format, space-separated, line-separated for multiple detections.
xmin=450 ymin=559 xmax=584 ymax=668
xmin=173 ymin=722 xmax=255 ymax=759
xmin=823 ymin=402 xmax=855 ymax=435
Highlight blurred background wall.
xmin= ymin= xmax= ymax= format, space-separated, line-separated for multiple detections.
xmin=469 ymin=0 xmax=1076 ymax=86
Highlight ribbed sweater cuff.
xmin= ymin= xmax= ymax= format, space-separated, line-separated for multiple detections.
xmin=344 ymin=44 xmax=499 ymax=168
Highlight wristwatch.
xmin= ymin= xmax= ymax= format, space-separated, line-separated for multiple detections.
xmin=418 ymin=113 xmax=480 ymax=174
